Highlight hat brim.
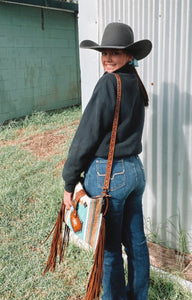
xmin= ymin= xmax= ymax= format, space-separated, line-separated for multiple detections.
xmin=80 ymin=39 xmax=152 ymax=60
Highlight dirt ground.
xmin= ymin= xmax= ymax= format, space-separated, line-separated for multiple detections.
xmin=0 ymin=120 xmax=79 ymax=160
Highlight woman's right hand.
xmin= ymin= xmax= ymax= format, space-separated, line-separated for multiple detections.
xmin=63 ymin=189 xmax=73 ymax=210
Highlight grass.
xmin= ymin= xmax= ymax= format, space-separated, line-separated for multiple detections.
xmin=0 ymin=106 xmax=192 ymax=299
xmin=148 ymin=269 xmax=192 ymax=300
xmin=145 ymin=215 xmax=192 ymax=255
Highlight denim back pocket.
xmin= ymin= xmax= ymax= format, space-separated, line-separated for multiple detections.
xmin=96 ymin=159 xmax=126 ymax=191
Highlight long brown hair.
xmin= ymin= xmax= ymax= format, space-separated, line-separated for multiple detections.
xmin=123 ymin=49 xmax=149 ymax=106
xmin=132 ymin=66 xmax=149 ymax=107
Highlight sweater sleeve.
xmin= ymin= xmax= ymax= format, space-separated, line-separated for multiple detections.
xmin=62 ymin=73 xmax=117 ymax=192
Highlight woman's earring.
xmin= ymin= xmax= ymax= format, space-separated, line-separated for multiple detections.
xmin=130 ymin=58 xmax=138 ymax=67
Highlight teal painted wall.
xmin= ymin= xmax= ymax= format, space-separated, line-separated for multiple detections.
xmin=0 ymin=2 xmax=80 ymax=124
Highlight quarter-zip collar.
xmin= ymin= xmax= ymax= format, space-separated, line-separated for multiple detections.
xmin=104 ymin=62 xmax=134 ymax=76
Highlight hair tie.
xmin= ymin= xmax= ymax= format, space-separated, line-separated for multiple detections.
xmin=129 ymin=58 xmax=139 ymax=67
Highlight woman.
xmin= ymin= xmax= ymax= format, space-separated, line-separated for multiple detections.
xmin=63 ymin=22 xmax=152 ymax=300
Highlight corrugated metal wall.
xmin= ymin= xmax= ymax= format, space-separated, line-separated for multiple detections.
xmin=79 ymin=0 xmax=192 ymax=251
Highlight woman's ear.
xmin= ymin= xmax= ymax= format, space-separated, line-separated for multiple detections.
xmin=128 ymin=55 xmax=134 ymax=62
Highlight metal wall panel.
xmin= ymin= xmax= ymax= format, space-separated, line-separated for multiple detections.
xmin=79 ymin=0 xmax=192 ymax=251
xmin=0 ymin=2 xmax=80 ymax=124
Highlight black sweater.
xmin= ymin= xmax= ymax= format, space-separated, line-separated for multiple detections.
xmin=62 ymin=63 xmax=145 ymax=192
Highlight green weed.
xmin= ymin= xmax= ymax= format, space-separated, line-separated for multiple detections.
xmin=149 ymin=269 xmax=192 ymax=300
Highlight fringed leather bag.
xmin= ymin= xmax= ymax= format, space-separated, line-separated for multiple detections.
xmin=43 ymin=73 xmax=122 ymax=299
xmin=64 ymin=182 xmax=106 ymax=249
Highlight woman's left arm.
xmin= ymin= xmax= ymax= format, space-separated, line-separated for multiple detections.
xmin=62 ymin=74 xmax=117 ymax=195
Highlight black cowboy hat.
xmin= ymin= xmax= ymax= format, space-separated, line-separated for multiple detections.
xmin=80 ymin=22 xmax=152 ymax=60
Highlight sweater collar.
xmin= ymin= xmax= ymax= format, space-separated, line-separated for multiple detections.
xmin=104 ymin=62 xmax=134 ymax=75
xmin=114 ymin=62 xmax=134 ymax=74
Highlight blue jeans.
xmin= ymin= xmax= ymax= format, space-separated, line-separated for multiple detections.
xmin=84 ymin=156 xmax=150 ymax=300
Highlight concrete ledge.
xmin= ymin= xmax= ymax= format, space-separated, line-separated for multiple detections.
xmin=150 ymin=266 xmax=192 ymax=293
xmin=0 ymin=0 xmax=78 ymax=13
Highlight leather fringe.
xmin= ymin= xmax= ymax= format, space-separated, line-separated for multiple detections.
xmin=43 ymin=202 xmax=69 ymax=275
xmin=85 ymin=216 xmax=106 ymax=300
xmin=59 ymin=223 xmax=70 ymax=263
xmin=43 ymin=204 xmax=106 ymax=299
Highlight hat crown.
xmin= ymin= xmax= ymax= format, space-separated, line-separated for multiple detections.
xmin=101 ymin=23 xmax=134 ymax=47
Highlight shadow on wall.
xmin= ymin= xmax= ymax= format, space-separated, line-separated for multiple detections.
xmin=144 ymin=82 xmax=192 ymax=251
